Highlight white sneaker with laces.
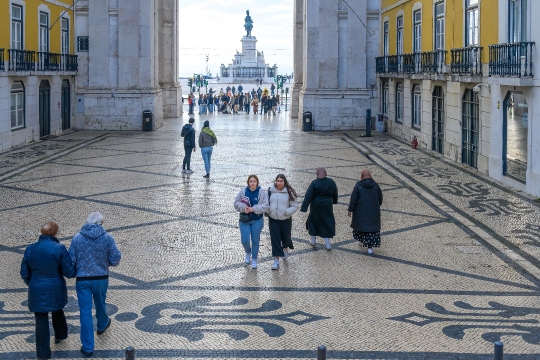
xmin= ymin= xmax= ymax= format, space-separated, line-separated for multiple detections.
xmin=367 ymin=247 xmax=373 ymax=255
xmin=309 ymin=237 xmax=316 ymax=247
xmin=181 ymin=170 xmax=187 ymax=173
xmin=244 ymin=253 xmax=251 ymax=265
xmin=186 ymin=170 xmax=194 ymax=174
xmin=324 ymin=238 xmax=331 ymax=251
xmin=282 ymin=249 xmax=289 ymax=260
xmin=251 ymin=260 xmax=258 ymax=269
xmin=271 ymin=259 xmax=279 ymax=270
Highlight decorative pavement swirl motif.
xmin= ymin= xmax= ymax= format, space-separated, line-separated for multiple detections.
xmin=132 ymin=297 xmax=328 ymax=341
xmin=512 ymin=223 xmax=540 ymax=247
xmin=389 ymin=301 xmax=540 ymax=344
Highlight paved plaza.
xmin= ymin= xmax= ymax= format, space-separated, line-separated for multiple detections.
xmin=1 ymin=107 xmax=540 ymax=359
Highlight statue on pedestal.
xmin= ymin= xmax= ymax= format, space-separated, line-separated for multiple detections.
xmin=244 ymin=10 xmax=253 ymax=37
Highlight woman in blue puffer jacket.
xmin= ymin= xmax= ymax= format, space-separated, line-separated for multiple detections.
xmin=20 ymin=222 xmax=76 ymax=360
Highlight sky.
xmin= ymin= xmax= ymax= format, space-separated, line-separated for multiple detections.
xmin=178 ymin=0 xmax=293 ymax=78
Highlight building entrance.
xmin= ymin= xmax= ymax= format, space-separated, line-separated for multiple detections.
xmin=39 ymin=80 xmax=51 ymax=138
xmin=503 ymin=92 xmax=528 ymax=182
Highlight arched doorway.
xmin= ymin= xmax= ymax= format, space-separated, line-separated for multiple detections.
xmin=503 ymin=91 xmax=528 ymax=183
xmin=39 ymin=80 xmax=51 ymax=137
xmin=61 ymin=80 xmax=71 ymax=130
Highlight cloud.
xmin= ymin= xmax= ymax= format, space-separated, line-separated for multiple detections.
xmin=178 ymin=1 xmax=293 ymax=77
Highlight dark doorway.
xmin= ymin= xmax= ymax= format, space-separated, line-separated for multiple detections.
xmin=462 ymin=89 xmax=480 ymax=168
xmin=503 ymin=91 xmax=528 ymax=183
xmin=61 ymin=80 xmax=71 ymax=130
xmin=39 ymin=80 xmax=51 ymax=137
xmin=432 ymin=86 xmax=444 ymax=154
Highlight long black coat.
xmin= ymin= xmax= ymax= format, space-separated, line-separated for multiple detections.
xmin=20 ymin=236 xmax=76 ymax=313
xmin=300 ymin=177 xmax=339 ymax=238
xmin=348 ymin=178 xmax=383 ymax=232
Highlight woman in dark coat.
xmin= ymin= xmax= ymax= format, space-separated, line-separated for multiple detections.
xmin=348 ymin=169 xmax=383 ymax=254
xmin=20 ymin=222 xmax=76 ymax=360
xmin=300 ymin=167 xmax=339 ymax=250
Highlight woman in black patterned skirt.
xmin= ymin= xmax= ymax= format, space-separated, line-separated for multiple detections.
xmin=348 ymin=169 xmax=383 ymax=254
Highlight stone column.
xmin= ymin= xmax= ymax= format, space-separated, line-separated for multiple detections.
xmin=290 ymin=0 xmax=304 ymax=120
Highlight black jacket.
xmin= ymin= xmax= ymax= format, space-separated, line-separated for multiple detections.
xmin=182 ymin=124 xmax=196 ymax=148
xmin=348 ymin=178 xmax=383 ymax=232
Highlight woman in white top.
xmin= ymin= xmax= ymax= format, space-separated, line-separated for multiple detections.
xmin=266 ymin=174 xmax=299 ymax=270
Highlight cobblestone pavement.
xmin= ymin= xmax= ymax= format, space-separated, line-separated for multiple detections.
xmin=1 ymin=107 xmax=540 ymax=359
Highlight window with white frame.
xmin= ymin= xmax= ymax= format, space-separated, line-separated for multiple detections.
xmin=397 ymin=16 xmax=404 ymax=55
xmin=509 ymin=0 xmax=527 ymax=42
xmin=413 ymin=11 xmax=422 ymax=53
xmin=11 ymin=82 xmax=25 ymax=130
xmin=396 ymin=83 xmax=404 ymax=123
xmin=412 ymin=85 xmax=421 ymax=129
xmin=466 ymin=0 xmax=479 ymax=46
xmin=382 ymin=82 xmax=389 ymax=114
xmin=39 ymin=12 xmax=49 ymax=52
xmin=11 ymin=5 xmax=23 ymax=50
xmin=383 ymin=21 xmax=389 ymax=56
xmin=61 ymin=18 xmax=69 ymax=54
xmin=435 ymin=2 xmax=445 ymax=50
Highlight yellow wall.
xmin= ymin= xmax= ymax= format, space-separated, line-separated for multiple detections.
xmin=1 ymin=0 xmax=74 ymax=54
xmin=381 ymin=0 xmax=498 ymax=63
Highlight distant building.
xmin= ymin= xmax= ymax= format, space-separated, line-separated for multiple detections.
xmin=376 ymin=0 xmax=539 ymax=196
xmin=1 ymin=0 xmax=78 ymax=150
xmin=220 ymin=36 xmax=277 ymax=83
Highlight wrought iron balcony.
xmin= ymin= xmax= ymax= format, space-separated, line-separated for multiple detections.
xmin=61 ymin=54 xmax=78 ymax=71
xmin=8 ymin=49 xmax=35 ymax=71
xmin=489 ymin=42 xmax=534 ymax=77
xmin=37 ymin=52 xmax=60 ymax=71
xmin=376 ymin=56 xmax=385 ymax=73
xmin=421 ymin=50 xmax=447 ymax=74
xmin=0 ymin=49 xmax=4 ymax=71
xmin=450 ymin=46 xmax=482 ymax=76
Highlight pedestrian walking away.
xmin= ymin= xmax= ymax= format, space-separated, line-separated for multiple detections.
xmin=234 ymin=175 xmax=269 ymax=269
xmin=199 ymin=120 xmax=217 ymax=178
xmin=266 ymin=174 xmax=299 ymax=270
xmin=251 ymin=97 xmax=259 ymax=114
xmin=348 ymin=170 xmax=383 ymax=255
xmin=20 ymin=222 xmax=76 ymax=360
xmin=181 ymin=118 xmax=196 ymax=174
xmin=69 ymin=212 xmax=121 ymax=357
xmin=300 ymin=167 xmax=339 ymax=250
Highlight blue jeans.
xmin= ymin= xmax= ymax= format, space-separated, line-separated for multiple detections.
xmin=208 ymin=104 xmax=214 ymax=113
xmin=201 ymin=146 xmax=213 ymax=174
xmin=239 ymin=217 xmax=264 ymax=260
xmin=76 ymin=279 xmax=109 ymax=353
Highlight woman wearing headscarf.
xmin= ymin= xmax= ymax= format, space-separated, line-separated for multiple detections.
xmin=348 ymin=169 xmax=383 ymax=254
xmin=20 ymin=222 xmax=76 ymax=360
xmin=300 ymin=167 xmax=339 ymax=250
xmin=234 ymin=175 xmax=269 ymax=269
xmin=199 ymin=120 xmax=217 ymax=178
xmin=267 ymin=174 xmax=299 ymax=270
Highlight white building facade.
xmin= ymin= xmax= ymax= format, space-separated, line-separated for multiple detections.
xmin=291 ymin=0 xmax=381 ymax=130
xmin=73 ymin=0 xmax=182 ymax=131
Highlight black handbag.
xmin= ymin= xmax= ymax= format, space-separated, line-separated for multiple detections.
xmin=239 ymin=213 xmax=251 ymax=223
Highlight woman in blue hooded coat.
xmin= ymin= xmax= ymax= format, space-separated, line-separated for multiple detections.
xmin=20 ymin=222 xmax=76 ymax=360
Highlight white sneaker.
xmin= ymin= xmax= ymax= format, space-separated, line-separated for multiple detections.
xmin=309 ymin=238 xmax=316 ymax=247
xmin=251 ymin=260 xmax=258 ymax=269
xmin=181 ymin=169 xmax=187 ymax=173
xmin=282 ymin=249 xmax=289 ymax=260
xmin=324 ymin=239 xmax=331 ymax=251
xmin=271 ymin=259 xmax=279 ymax=270
xmin=185 ymin=170 xmax=194 ymax=174
xmin=244 ymin=253 xmax=251 ymax=265
xmin=367 ymin=247 xmax=373 ymax=255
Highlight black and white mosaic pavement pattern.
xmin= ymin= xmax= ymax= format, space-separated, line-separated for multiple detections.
xmin=1 ymin=112 xmax=539 ymax=359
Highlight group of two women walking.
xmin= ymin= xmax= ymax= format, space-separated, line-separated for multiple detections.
xmin=234 ymin=167 xmax=383 ymax=270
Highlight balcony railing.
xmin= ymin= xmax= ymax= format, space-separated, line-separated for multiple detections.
xmin=489 ymin=42 xmax=534 ymax=77
xmin=8 ymin=49 xmax=36 ymax=71
xmin=37 ymin=52 xmax=60 ymax=71
xmin=421 ymin=50 xmax=447 ymax=74
xmin=450 ymin=46 xmax=482 ymax=76
xmin=0 ymin=49 xmax=4 ymax=71
xmin=377 ymin=53 xmax=436 ymax=75
xmin=61 ymin=54 xmax=78 ymax=71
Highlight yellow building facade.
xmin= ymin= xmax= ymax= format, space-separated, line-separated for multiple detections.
xmin=1 ymin=0 xmax=77 ymax=150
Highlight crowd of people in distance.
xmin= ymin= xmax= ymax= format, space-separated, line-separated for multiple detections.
xmin=187 ymin=83 xmax=282 ymax=116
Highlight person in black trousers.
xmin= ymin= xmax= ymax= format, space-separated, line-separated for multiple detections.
xmin=181 ymin=118 xmax=196 ymax=173
xmin=20 ymin=222 xmax=76 ymax=360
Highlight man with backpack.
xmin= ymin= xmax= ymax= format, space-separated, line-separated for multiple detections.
xmin=181 ymin=118 xmax=196 ymax=174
